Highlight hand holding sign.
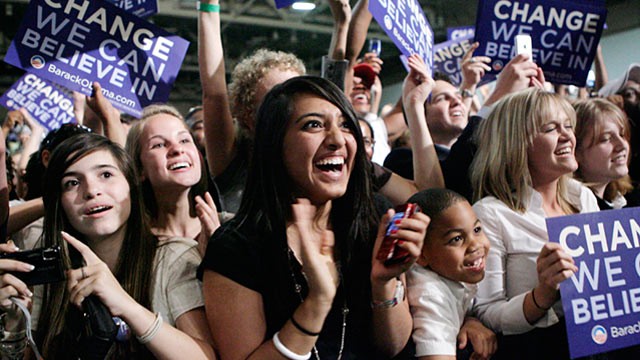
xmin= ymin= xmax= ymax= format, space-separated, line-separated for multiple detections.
xmin=402 ymin=54 xmax=434 ymax=107
xmin=535 ymin=242 xmax=578 ymax=309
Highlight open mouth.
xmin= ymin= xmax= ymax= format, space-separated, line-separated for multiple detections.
xmin=315 ymin=157 xmax=345 ymax=173
xmin=612 ymin=153 xmax=627 ymax=163
xmin=451 ymin=110 xmax=464 ymax=117
xmin=168 ymin=161 xmax=191 ymax=170
xmin=352 ymin=94 xmax=369 ymax=103
xmin=85 ymin=205 xmax=112 ymax=215
xmin=554 ymin=147 xmax=572 ymax=156
xmin=463 ymin=256 xmax=485 ymax=271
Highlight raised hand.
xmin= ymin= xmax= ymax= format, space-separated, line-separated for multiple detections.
xmin=484 ymin=53 xmax=543 ymax=106
xmin=289 ymin=199 xmax=338 ymax=306
xmin=327 ymin=0 xmax=351 ymax=25
xmin=63 ymin=231 xmax=136 ymax=316
xmin=18 ymin=108 xmax=43 ymax=133
xmin=460 ymin=42 xmax=491 ymax=91
xmin=534 ymin=242 xmax=577 ymax=309
xmin=371 ymin=208 xmax=429 ymax=283
xmin=358 ymin=52 xmax=384 ymax=74
xmin=402 ymin=54 xmax=435 ymax=107
xmin=195 ymin=192 xmax=221 ymax=256
xmin=85 ymin=82 xmax=120 ymax=125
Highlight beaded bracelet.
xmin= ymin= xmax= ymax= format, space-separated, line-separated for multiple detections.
xmin=196 ymin=1 xmax=220 ymax=12
xmin=273 ymin=332 xmax=311 ymax=360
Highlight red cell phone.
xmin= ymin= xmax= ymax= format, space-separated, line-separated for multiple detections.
xmin=376 ymin=203 xmax=421 ymax=266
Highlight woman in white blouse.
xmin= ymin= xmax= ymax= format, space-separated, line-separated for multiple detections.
xmin=470 ymin=88 xmax=599 ymax=359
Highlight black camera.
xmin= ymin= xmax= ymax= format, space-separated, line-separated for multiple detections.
xmin=0 ymin=245 xmax=65 ymax=285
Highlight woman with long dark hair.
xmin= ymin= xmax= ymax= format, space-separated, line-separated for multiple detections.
xmin=32 ymin=133 xmax=214 ymax=359
xmin=200 ymin=76 xmax=428 ymax=359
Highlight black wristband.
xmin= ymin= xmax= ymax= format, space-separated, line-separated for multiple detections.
xmin=290 ymin=315 xmax=320 ymax=337
xmin=531 ymin=288 xmax=550 ymax=311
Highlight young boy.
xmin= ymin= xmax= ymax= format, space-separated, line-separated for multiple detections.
xmin=406 ymin=188 xmax=496 ymax=360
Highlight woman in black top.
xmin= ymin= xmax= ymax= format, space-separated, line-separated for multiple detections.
xmin=200 ymin=76 xmax=428 ymax=359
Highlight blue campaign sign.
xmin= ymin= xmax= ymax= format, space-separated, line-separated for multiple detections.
xmin=105 ymin=0 xmax=158 ymax=18
xmin=547 ymin=207 xmax=640 ymax=358
xmin=0 ymin=72 xmax=75 ymax=130
xmin=447 ymin=26 xmax=475 ymax=41
xmin=274 ymin=0 xmax=296 ymax=9
xmin=369 ymin=0 xmax=434 ymax=77
xmin=4 ymin=0 xmax=189 ymax=117
xmin=434 ymin=35 xmax=474 ymax=86
xmin=433 ymin=34 xmax=496 ymax=87
xmin=473 ymin=0 xmax=607 ymax=86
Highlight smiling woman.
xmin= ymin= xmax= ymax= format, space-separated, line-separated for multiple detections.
xmin=574 ymin=98 xmax=635 ymax=209
xmin=27 ymin=133 xmax=215 ymax=359
xmin=282 ymin=94 xmax=357 ymax=205
xmin=200 ymin=76 xmax=429 ymax=360
xmin=469 ymin=88 xmax=600 ymax=359
xmin=126 ymin=105 xmax=218 ymax=254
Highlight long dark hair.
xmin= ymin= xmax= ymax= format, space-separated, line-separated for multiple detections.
xmin=39 ymin=133 xmax=157 ymax=359
xmin=236 ymin=75 xmax=377 ymax=303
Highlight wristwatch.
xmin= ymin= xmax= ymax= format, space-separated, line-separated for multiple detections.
xmin=459 ymin=88 xmax=475 ymax=99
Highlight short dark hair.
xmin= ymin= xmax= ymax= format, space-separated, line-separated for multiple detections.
xmin=433 ymin=71 xmax=452 ymax=83
xmin=408 ymin=188 xmax=466 ymax=226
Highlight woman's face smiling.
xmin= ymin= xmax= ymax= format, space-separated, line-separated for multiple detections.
xmin=527 ymin=106 xmax=578 ymax=185
xmin=140 ymin=114 xmax=201 ymax=190
xmin=282 ymin=94 xmax=357 ymax=205
xmin=576 ymin=117 xmax=629 ymax=185
xmin=61 ymin=150 xmax=131 ymax=242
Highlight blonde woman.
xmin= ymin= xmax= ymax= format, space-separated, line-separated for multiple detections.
xmin=470 ymin=88 xmax=599 ymax=359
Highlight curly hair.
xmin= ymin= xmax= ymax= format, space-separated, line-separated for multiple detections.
xmin=229 ymin=49 xmax=305 ymax=131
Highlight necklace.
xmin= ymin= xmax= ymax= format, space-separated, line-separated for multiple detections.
xmin=287 ymin=248 xmax=349 ymax=360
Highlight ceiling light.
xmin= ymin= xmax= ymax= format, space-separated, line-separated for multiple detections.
xmin=291 ymin=2 xmax=316 ymax=11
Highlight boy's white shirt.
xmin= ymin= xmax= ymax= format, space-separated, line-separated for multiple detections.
xmin=406 ymin=264 xmax=477 ymax=357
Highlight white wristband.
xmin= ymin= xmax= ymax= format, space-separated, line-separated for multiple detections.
xmin=272 ymin=331 xmax=311 ymax=360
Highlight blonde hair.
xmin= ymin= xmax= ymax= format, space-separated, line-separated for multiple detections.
xmin=573 ymin=98 xmax=633 ymax=200
xmin=229 ymin=49 xmax=305 ymax=130
xmin=471 ymin=88 xmax=577 ymax=213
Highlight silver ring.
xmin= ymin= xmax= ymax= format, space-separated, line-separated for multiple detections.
xmin=81 ymin=267 xmax=87 ymax=280
xmin=469 ymin=58 xmax=476 ymax=63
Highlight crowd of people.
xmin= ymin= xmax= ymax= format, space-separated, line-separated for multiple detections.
xmin=0 ymin=0 xmax=638 ymax=359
